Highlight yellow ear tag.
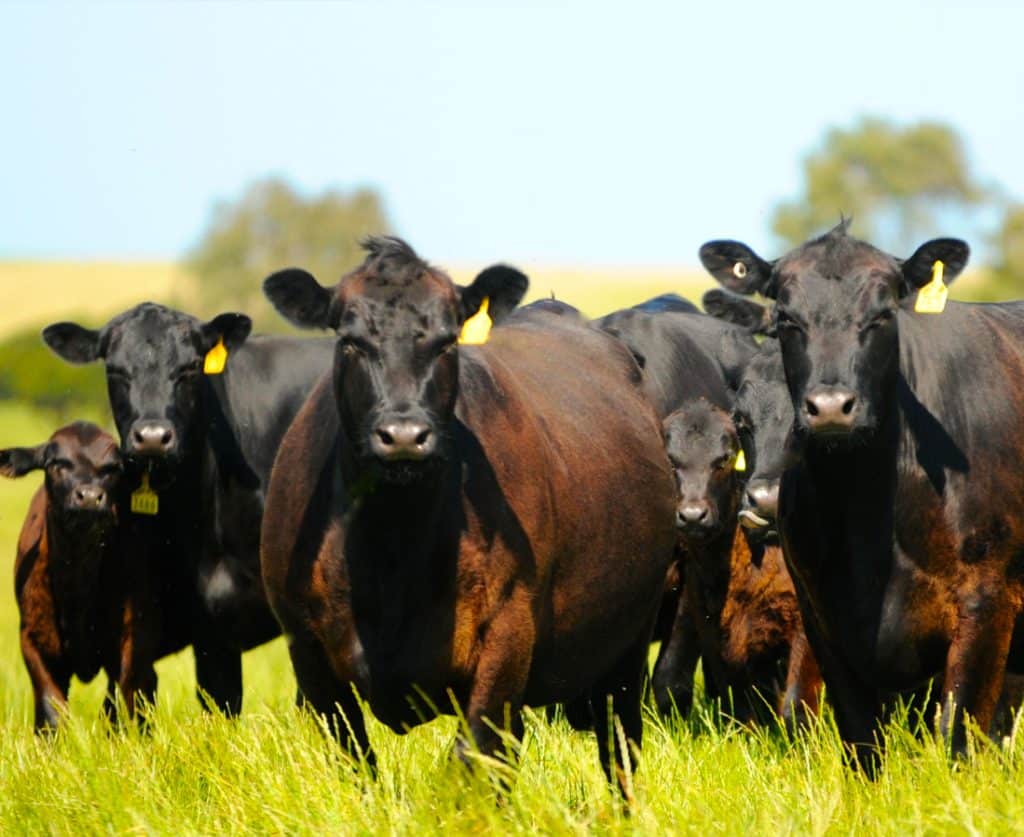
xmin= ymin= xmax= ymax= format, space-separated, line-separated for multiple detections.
xmin=734 ymin=448 xmax=747 ymax=473
xmin=914 ymin=260 xmax=948 ymax=314
xmin=459 ymin=297 xmax=492 ymax=345
xmin=204 ymin=337 xmax=229 ymax=374
xmin=130 ymin=472 xmax=159 ymax=516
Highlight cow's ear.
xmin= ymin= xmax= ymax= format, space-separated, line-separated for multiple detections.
xmin=702 ymin=289 xmax=772 ymax=335
xmin=699 ymin=240 xmax=777 ymax=298
xmin=901 ymin=238 xmax=970 ymax=292
xmin=42 ymin=322 xmax=104 ymax=364
xmin=263 ymin=268 xmax=338 ymax=330
xmin=0 ymin=443 xmax=49 ymax=478
xmin=459 ymin=264 xmax=529 ymax=324
xmin=202 ymin=313 xmax=252 ymax=352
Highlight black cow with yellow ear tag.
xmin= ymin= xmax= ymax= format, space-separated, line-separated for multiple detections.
xmin=42 ymin=301 xmax=336 ymax=716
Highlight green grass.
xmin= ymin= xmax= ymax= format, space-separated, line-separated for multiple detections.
xmin=1 ymin=403 xmax=1024 ymax=833
xmin=0 ymin=262 xmax=1021 ymax=833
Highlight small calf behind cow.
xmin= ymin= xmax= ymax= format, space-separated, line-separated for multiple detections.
xmin=3 ymin=422 xmax=133 ymax=731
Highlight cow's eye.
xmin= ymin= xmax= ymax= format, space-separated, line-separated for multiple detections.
xmin=340 ymin=336 xmax=375 ymax=357
xmin=175 ymin=360 xmax=202 ymax=379
xmin=862 ymin=310 xmax=894 ymax=333
xmin=775 ymin=311 xmax=805 ymax=334
xmin=97 ymin=463 xmax=122 ymax=478
xmin=50 ymin=458 xmax=73 ymax=472
xmin=426 ymin=334 xmax=458 ymax=356
xmin=713 ymin=455 xmax=733 ymax=471
xmin=107 ymin=367 xmax=130 ymax=382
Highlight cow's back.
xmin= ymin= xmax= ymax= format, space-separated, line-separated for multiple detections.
xmin=457 ymin=313 xmax=677 ymax=697
xmin=595 ymin=308 xmax=754 ymax=415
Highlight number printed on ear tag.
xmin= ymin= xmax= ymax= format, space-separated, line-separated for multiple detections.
xmin=204 ymin=337 xmax=228 ymax=374
xmin=130 ymin=472 xmax=159 ymax=516
xmin=459 ymin=297 xmax=492 ymax=345
xmin=914 ymin=260 xmax=948 ymax=314
xmin=734 ymin=448 xmax=747 ymax=473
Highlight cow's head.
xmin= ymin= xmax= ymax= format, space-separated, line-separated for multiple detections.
xmin=703 ymin=290 xmax=792 ymax=545
xmin=0 ymin=421 xmax=122 ymax=517
xmin=43 ymin=304 xmax=251 ymax=472
xmin=263 ymin=236 xmax=528 ymax=484
xmin=663 ymin=400 xmax=743 ymax=543
xmin=700 ymin=222 xmax=968 ymax=443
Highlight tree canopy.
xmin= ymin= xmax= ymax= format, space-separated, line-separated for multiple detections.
xmin=186 ymin=178 xmax=392 ymax=324
xmin=771 ymin=118 xmax=985 ymax=253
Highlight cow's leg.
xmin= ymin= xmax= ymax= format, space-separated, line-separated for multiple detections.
xmin=193 ymin=633 xmax=243 ymax=717
xmin=21 ymin=632 xmax=69 ymax=733
xmin=289 ymin=633 xmax=375 ymax=772
xmin=651 ymin=581 xmax=700 ymax=718
xmin=779 ymin=625 xmax=823 ymax=727
xmin=562 ymin=695 xmax=594 ymax=730
xmin=798 ymin=608 xmax=882 ymax=775
xmin=939 ymin=584 xmax=1015 ymax=756
xmin=455 ymin=603 xmax=533 ymax=775
xmin=117 ymin=643 xmax=158 ymax=727
xmin=589 ymin=625 xmax=651 ymax=802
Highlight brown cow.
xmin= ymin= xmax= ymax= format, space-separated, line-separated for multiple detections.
xmin=260 ymin=237 xmax=677 ymax=795
xmin=3 ymin=422 xmax=140 ymax=731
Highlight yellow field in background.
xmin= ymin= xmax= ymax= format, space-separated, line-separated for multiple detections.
xmin=0 ymin=259 xmax=993 ymax=340
xmin=0 ymin=261 xmax=194 ymax=339
xmin=0 ymin=260 xmax=715 ymax=338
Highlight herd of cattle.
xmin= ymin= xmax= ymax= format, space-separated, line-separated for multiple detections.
xmin=6 ymin=222 xmax=1024 ymax=794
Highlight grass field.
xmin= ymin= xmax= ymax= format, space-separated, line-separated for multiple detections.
xmin=0 ymin=261 xmax=1021 ymax=834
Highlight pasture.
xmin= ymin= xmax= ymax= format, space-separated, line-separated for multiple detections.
xmin=0 ymin=261 xmax=1019 ymax=835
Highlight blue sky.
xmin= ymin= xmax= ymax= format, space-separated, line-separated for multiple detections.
xmin=2 ymin=0 xmax=1022 ymax=266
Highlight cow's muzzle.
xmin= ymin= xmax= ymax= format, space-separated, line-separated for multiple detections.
xmin=370 ymin=418 xmax=436 ymax=462
xmin=803 ymin=386 xmax=858 ymax=435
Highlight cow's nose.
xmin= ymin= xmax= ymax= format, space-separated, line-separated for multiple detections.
xmin=72 ymin=485 xmax=107 ymax=511
xmin=676 ymin=502 xmax=711 ymax=528
xmin=130 ymin=421 xmax=176 ymax=456
xmin=371 ymin=420 xmax=436 ymax=461
xmin=743 ymin=480 xmax=779 ymax=524
xmin=804 ymin=387 xmax=857 ymax=433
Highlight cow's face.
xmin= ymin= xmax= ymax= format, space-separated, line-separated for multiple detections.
xmin=0 ymin=422 xmax=122 ymax=518
xmin=663 ymin=401 xmax=742 ymax=543
xmin=702 ymin=291 xmax=792 ymax=542
xmin=732 ymin=342 xmax=791 ymax=543
xmin=264 ymin=237 xmax=527 ymax=484
xmin=43 ymin=304 xmax=251 ymax=472
xmin=701 ymin=224 xmax=968 ymax=444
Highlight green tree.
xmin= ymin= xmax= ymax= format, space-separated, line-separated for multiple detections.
xmin=0 ymin=324 xmax=108 ymax=419
xmin=186 ymin=177 xmax=392 ymax=325
xmin=970 ymin=204 xmax=1024 ymax=301
xmin=772 ymin=118 xmax=984 ymax=252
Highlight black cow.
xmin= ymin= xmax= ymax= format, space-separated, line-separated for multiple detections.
xmin=595 ymin=297 xmax=758 ymax=415
xmin=591 ymin=298 xmax=758 ymax=716
xmin=259 ymin=237 xmax=677 ymax=797
xmin=42 ymin=305 xmax=336 ymax=713
xmin=703 ymin=288 xmax=824 ymax=723
xmin=701 ymin=221 xmax=1024 ymax=767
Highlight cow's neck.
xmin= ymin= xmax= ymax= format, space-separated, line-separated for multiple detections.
xmin=798 ymin=375 xmax=901 ymax=658
xmin=45 ymin=506 xmax=116 ymax=664
xmin=340 ymin=451 xmax=459 ymax=651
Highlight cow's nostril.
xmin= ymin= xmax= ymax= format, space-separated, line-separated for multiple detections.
xmin=160 ymin=429 xmax=173 ymax=445
xmin=805 ymin=398 xmax=819 ymax=417
xmin=377 ymin=429 xmax=394 ymax=446
xmin=133 ymin=429 xmax=145 ymax=444
xmin=841 ymin=396 xmax=856 ymax=415
xmin=414 ymin=428 xmax=431 ymax=446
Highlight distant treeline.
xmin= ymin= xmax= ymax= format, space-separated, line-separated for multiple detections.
xmin=0 ymin=324 xmax=108 ymax=418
